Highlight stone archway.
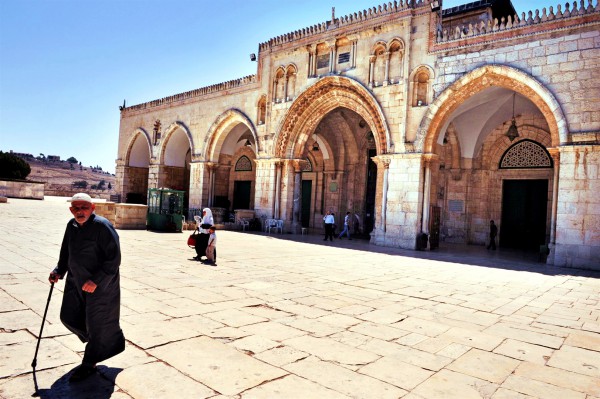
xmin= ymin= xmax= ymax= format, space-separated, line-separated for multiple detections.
xmin=120 ymin=128 xmax=152 ymax=204
xmin=275 ymin=76 xmax=390 ymax=159
xmin=416 ymin=65 xmax=567 ymax=153
xmin=417 ymin=66 xmax=560 ymax=249
xmin=273 ymin=76 xmax=390 ymax=235
xmin=202 ymin=109 xmax=258 ymax=219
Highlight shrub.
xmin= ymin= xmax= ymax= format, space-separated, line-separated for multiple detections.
xmin=0 ymin=151 xmax=31 ymax=179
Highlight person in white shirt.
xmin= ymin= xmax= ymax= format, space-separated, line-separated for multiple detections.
xmin=205 ymin=226 xmax=217 ymax=265
xmin=323 ymin=211 xmax=335 ymax=241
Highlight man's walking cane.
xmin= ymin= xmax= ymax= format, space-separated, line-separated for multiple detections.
xmin=31 ymin=282 xmax=54 ymax=396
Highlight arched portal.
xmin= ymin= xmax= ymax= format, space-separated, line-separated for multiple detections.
xmin=122 ymin=128 xmax=152 ymax=204
xmin=275 ymin=76 xmax=390 ymax=236
xmin=204 ymin=110 xmax=258 ymax=221
xmin=157 ymin=122 xmax=193 ymax=208
xmin=417 ymin=66 xmax=561 ymax=250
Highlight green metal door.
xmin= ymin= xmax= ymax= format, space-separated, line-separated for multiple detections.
xmin=301 ymin=180 xmax=312 ymax=227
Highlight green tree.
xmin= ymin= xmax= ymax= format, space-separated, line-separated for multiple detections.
xmin=97 ymin=180 xmax=106 ymax=190
xmin=67 ymin=156 xmax=78 ymax=164
xmin=0 ymin=151 xmax=31 ymax=179
xmin=73 ymin=180 xmax=88 ymax=188
xmin=108 ymin=182 xmax=112 ymax=190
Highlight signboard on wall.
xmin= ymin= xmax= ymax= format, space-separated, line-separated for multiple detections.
xmin=448 ymin=200 xmax=464 ymax=213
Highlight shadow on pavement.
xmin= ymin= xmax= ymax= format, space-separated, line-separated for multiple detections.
xmin=33 ymin=366 xmax=122 ymax=399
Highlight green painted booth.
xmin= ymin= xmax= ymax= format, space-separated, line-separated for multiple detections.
xmin=146 ymin=188 xmax=184 ymax=232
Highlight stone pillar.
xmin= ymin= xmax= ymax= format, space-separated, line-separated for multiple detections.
xmin=368 ymin=55 xmax=376 ymax=87
xmin=274 ymin=161 xmax=283 ymax=219
xmin=348 ymin=35 xmax=358 ymax=69
xmin=253 ymin=159 xmax=278 ymax=219
xmin=377 ymin=157 xmax=391 ymax=233
xmin=326 ymin=39 xmax=336 ymax=74
xmin=206 ymin=162 xmax=217 ymax=207
xmin=383 ymin=51 xmax=391 ymax=86
xmin=291 ymin=159 xmax=305 ymax=233
xmin=421 ymin=154 xmax=437 ymax=236
xmin=188 ymin=161 xmax=207 ymax=209
xmin=548 ymin=148 xmax=560 ymax=246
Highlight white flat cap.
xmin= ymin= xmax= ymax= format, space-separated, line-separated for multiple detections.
xmin=70 ymin=193 xmax=93 ymax=203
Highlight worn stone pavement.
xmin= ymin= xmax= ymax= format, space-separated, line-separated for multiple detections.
xmin=1 ymin=196 xmax=599 ymax=399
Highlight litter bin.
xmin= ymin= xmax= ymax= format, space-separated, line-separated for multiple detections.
xmin=146 ymin=188 xmax=185 ymax=232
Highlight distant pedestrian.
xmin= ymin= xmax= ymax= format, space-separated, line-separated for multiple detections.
xmin=204 ymin=226 xmax=217 ymax=265
xmin=487 ymin=220 xmax=498 ymax=250
xmin=48 ymin=193 xmax=125 ymax=382
xmin=194 ymin=208 xmax=213 ymax=261
xmin=338 ymin=212 xmax=352 ymax=239
xmin=323 ymin=211 xmax=335 ymax=241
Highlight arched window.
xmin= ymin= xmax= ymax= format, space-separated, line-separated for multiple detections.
xmin=412 ymin=66 xmax=432 ymax=107
xmin=286 ymin=65 xmax=297 ymax=101
xmin=257 ymin=95 xmax=266 ymax=125
xmin=499 ymin=139 xmax=553 ymax=169
xmin=388 ymin=39 xmax=404 ymax=84
xmin=274 ymin=68 xmax=285 ymax=103
xmin=235 ymin=155 xmax=253 ymax=171
xmin=371 ymin=42 xmax=386 ymax=86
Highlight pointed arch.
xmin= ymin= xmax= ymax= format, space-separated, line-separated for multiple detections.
xmin=156 ymin=121 xmax=193 ymax=165
xmin=205 ymin=109 xmax=258 ymax=162
xmin=415 ymin=65 xmax=567 ymax=153
xmin=274 ymin=76 xmax=390 ymax=159
xmin=125 ymin=127 xmax=152 ymax=167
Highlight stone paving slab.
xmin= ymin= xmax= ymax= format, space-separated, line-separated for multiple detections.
xmin=149 ymin=336 xmax=287 ymax=396
xmin=1 ymin=197 xmax=600 ymax=398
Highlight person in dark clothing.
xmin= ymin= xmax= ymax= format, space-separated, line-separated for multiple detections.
xmin=487 ymin=220 xmax=498 ymax=250
xmin=49 ymin=193 xmax=125 ymax=382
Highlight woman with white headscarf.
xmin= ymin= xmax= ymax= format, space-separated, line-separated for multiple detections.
xmin=194 ymin=208 xmax=214 ymax=261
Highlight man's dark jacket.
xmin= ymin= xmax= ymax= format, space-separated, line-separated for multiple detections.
xmin=55 ymin=213 xmax=125 ymax=365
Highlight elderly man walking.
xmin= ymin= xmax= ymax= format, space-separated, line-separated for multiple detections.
xmin=48 ymin=193 xmax=125 ymax=382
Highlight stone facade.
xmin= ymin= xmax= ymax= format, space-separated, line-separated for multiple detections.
xmin=116 ymin=0 xmax=600 ymax=269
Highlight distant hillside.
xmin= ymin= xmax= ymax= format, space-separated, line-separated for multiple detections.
xmin=25 ymin=157 xmax=117 ymax=199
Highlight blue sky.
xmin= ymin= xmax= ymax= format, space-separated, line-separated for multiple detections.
xmin=0 ymin=0 xmax=553 ymax=174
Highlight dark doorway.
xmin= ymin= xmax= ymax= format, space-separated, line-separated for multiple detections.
xmin=500 ymin=179 xmax=548 ymax=250
xmin=301 ymin=180 xmax=312 ymax=227
xmin=364 ymin=149 xmax=377 ymax=235
xmin=233 ymin=180 xmax=251 ymax=210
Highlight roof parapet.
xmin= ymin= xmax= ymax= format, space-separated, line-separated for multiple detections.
xmin=436 ymin=0 xmax=599 ymax=43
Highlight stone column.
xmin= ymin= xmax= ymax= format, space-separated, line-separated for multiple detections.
xmin=548 ymin=148 xmax=560 ymax=246
xmin=274 ymin=160 xmax=282 ymax=218
xmin=253 ymin=159 xmax=278 ymax=219
xmin=326 ymin=39 xmax=336 ymax=74
xmin=348 ymin=35 xmax=358 ymax=69
xmin=188 ymin=161 xmax=207 ymax=210
xmin=206 ymin=162 xmax=217 ymax=208
xmin=379 ymin=157 xmax=391 ymax=232
xmin=421 ymin=154 xmax=437 ymax=235
xmin=291 ymin=159 xmax=305 ymax=232
xmin=383 ymin=51 xmax=391 ymax=86
xmin=368 ymin=55 xmax=376 ymax=87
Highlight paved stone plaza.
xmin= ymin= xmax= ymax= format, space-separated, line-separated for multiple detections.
xmin=1 ymin=196 xmax=599 ymax=398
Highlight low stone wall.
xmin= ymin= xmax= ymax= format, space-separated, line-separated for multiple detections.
xmin=94 ymin=202 xmax=116 ymax=226
xmin=115 ymin=203 xmax=147 ymax=230
xmin=0 ymin=180 xmax=45 ymax=200
xmin=93 ymin=202 xmax=148 ymax=230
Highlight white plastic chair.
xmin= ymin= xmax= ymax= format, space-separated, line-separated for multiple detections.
xmin=239 ymin=218 xmax=249 ymax=231
xmin=275 ymin=219 xmax=284 ymax=234
xmin=266 ymin=219 xmax=278 ymax=234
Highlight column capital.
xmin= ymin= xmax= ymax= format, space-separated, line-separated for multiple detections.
xmin=547 ymin=147 xmax=560 ymax=160
xmin=372 ymin=155 xmax=391 ymax=169
xmin=422 ymin=153 xmax=439 ymax=165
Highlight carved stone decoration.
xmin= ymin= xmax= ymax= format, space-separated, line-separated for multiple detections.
xmin=499 ymin=139 xmax=553 ymax=169
xmin=302 ymin=158 xmax=313 ymax=172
